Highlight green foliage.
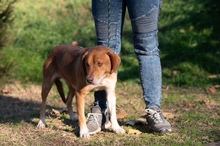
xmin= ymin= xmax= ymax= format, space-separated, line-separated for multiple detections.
xmin=1 ymin=0 xmax=220 ymax=88
xmin=2 ymin=0 xmax=95 ymax=82
xmin=0 ymin=0 xmax=15 ymax=49
xmin=159 ymin=0 xmax=220 ymax=87
xmin=0 ymin=0 xmax=15 ymax=77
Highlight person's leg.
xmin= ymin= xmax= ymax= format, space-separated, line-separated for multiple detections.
xmin=87 ymin=0 xmax=126 ymax=134
xmin=126 ymin=0 xmax=171 ymax=133
xmin=92 ymin=0 xmax=125 ymax=113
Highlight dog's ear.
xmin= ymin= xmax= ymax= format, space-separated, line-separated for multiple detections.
xmin=82 ymin=51 xmax=89 ymax=73
xmin=107 ymin=51 xmax=121 ymax=74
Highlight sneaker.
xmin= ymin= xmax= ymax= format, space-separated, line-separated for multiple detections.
xmin=86 ymin=106 xmax=102 ymax=134
xmin=146 ymin=108 xmax=172 ymax=134
xmin=101 ymin=111 xmax=111 ymax=130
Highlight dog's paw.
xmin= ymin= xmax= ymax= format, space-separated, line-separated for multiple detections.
xmin=37 ymin=120 xmax=46 ymax=128
xmin=113 ymin=127 xmax=126 ymax=134
xmin=80 ymin=128 xmax=90 ymax=139
xmin=80 ymin=132 xmax=90 ymax=139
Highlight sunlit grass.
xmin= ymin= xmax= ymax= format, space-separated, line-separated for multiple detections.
xmin=1 ymin=0 xmax=220 ymax=87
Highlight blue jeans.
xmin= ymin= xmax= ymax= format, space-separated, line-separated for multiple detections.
xmin=92 ymin=0 xmax=162 ymax=110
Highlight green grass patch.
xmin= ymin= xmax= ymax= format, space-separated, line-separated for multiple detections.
xmin=0 ymin=1 xmax=220 ymax=145
xmin=1 ymin=0 xmax=220 ymax=88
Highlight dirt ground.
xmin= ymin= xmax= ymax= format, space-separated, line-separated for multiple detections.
xmin=0 ymin=81 xmax=220 ymax=146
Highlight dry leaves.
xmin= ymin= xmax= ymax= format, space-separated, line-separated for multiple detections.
xmin=127 ymin=129 xmax=142 ymax=135
xmin=163 ymin=112 xmax=175 ymax=119
xmin=51 ymin=109 xmax=61 ymax=115
xmin=199 ymin=98 xmax=210 ymax=105
xmin=116 ymin=113 xmax=128 ymax=119
xmin=208 ymin=87 xmax=216 ymax=95
xmin=186 ymin=103 xmax=197 ymax=108
xmin=122 ymin=82 xmax=127 ymax=86
xmin=1 ymin=89 xmax=9 ymax=94
xmin=51 ymin=108 xmax=68 ymax=115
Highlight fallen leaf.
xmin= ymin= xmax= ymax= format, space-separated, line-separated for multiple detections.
xmin=1 ymin=89 xmax=9 ymax=94
xmin=117 ymin=113 xmax=128 ymax=119
xmin=122 ymin=82 xmax=127 ymax=86
xmin=162 ymin=85 xmax=169 ymax=90
xmin=127 ymin=129 xmax=142 ymax=135
xmin=52 ymin=109 xmax=61 ymax=115
xmin=208 ymin=87 xmax=216 ymax=95
xmin=199 ymin=98 xmax=210 ymax=105
xmin=163 ymin=112 xmax=175 ymax=119
xmin=186 ymin=103 xmax=196 ymax=108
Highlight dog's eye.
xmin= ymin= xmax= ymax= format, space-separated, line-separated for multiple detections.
xmin=97 ymin=62 xmax=103 ymax=67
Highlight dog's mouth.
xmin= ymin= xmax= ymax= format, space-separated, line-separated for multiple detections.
xmin=86 ymin=75 xmax=107 ymax=85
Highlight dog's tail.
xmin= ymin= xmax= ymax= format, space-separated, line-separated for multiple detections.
xmin=55 ymin=79 xmax=66 ymax=103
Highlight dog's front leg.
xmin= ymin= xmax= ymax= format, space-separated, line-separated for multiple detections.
xmin=106 ymin=89 xmax=125 ymax=134
xmin=76 ymin=91 xmax=90 ymax=138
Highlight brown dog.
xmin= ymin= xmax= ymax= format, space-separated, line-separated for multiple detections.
xmin=37 ymin=45 xmax=125 ymax=138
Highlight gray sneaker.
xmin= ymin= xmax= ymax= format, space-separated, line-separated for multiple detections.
xmin=101 ymin=111 xmax=111 ymax=130
xmin=86 ymin=106 xmax=112 ymax=134
xmin=146 ymin=108 xmax=172 ymax=134
xmin=86 ymin=106 xmax=102 ymax=134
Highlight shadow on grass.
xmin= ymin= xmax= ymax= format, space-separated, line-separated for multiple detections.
xmin=0 ymin=94 xmax=80 ymax=136
xmin=0 ymin=94 xmax=84 ymax=137
xmin=0 ymin=95 xmax=41 ymax=124
xmin=0 ymin=94 xmax=153 ymax=137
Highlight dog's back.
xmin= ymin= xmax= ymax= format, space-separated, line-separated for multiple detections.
xmin=43 ymin=45 xmax=87 ymax=84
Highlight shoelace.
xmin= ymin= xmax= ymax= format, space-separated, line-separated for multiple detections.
xmin=146 ymin=109 xmax=165 ymax=123
xmin=87 ymin=113 xmax=102 ymax=125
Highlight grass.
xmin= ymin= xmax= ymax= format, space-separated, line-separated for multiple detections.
xmin=0 ymin=83 xmax=219 ymax=145
xmin=0 ymin=0 xmax=220 ymax=145
xmin=158 ymin=0 xmax=220 ymax=87
xmin=1 ymin=0 xmax=220 ymax=87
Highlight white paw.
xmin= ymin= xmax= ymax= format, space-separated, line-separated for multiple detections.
xmin=37 ymin=120 xmax=46 ymax=128
xmin=113 ymin=127 xmax=126 ymax=134
xmin=80 ymin=128 xmax=90 ymax=139
xmin=80 ymin=132 xmax=90 ymax=139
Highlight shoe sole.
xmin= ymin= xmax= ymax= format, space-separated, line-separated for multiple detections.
xmin=159 ymin=128 xmax=172 ymax=134
xmin=88 ymin=127 xmax=101 ymax=135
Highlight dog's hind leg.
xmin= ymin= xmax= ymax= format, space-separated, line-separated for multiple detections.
xmin=37 ymin=78 xmax=54 ymax=128
xmin=55 ymin=79 xmax=66 ymax=103
xmin=66 ymin=87 xmax=78 ymax=121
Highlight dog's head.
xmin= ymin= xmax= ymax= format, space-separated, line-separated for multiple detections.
xmin=82 ymin=46 xmax=121 ymax=85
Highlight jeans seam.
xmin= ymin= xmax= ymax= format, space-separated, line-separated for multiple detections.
xmin=130 ymin=6 xmax=158 ymax=21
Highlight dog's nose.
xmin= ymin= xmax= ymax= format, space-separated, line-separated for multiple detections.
xmin=86 ymin=77 xmax=93 ymax=84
